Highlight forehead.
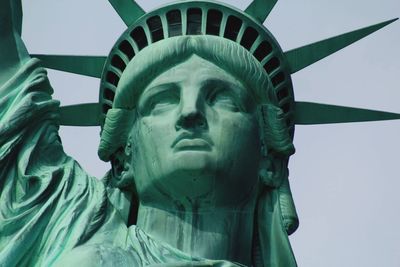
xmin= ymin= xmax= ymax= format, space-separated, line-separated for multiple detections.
xmin=143 ymin=55 xmax=246 ymax=93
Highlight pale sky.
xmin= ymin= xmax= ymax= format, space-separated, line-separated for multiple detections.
xmin=22 ymin=0 xmax=400 ymax=266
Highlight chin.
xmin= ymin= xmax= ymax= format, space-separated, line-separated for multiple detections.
xmin=156 ymin=153 xmax=217 ymax=200
xmin=172 ymin=150 xmax=216 ymax=171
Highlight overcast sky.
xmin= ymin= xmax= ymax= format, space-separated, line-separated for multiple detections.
xmin=21 ymin=0 xmax=400 ymax=266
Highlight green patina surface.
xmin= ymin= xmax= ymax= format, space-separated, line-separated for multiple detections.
xmin=0 ymin=0 xmax=398 ymax=267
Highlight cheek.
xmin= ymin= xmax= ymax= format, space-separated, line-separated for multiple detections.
xmin=136 ymin=116 xmax=174 ymax=151
xmin=210 ymin=113 xmax=261 ymax=203
xmin=212 ymin=112 xmax=260 ymax=157
xmin=209 ymin=111 xmax=261 ymax=182
xmin=227 ymin=121 xmax=260 ymax=173
xmin=132 ymin=117 xmax=176 ymax=175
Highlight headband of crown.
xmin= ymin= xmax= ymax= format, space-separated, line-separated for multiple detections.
xmin=31 ymin=0 xmax=399 ymax=129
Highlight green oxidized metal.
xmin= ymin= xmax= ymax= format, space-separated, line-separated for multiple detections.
xmin=1 ymin=0 xmax=399 ymax=266
xmin=99 ymin=1 xmax=295 ymax=136
xmin=32 ymin=1 xmax=398 ymax=128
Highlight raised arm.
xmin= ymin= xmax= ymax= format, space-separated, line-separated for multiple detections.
xmin=0 ymin=2 xmax=112 ymax=266
xmin=0 ymin=0 xmax=29 ymax=84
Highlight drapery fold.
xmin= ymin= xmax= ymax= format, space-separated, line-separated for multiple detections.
xmin=0 ymin=59 xmax=108 ymax=267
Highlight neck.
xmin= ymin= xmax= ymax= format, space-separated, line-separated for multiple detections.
xmin=136 ymin=203 xmax=256 ymax=265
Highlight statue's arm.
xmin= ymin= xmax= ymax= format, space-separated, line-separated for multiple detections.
xmin=0 ymin=2 xmax=110 ymax=266
xmin=0 ymin=0 xmax=29 ymax=84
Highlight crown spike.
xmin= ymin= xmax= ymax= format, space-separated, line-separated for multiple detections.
xmin=295 ymin=102 xmax=400 ymax=125
xmin=60 ymin=103 xmax=101 ymax=126
xmin=285 ymin=18 xmax=398 ymax=74
xmin=31 ymin=55 xmax=107 ymax=78
xmin=108 ymin=0 xmax=145 ymax=26
xmin=244 ymin=0 xmax=277 ymax=23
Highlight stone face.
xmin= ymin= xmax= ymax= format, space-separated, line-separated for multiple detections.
xmin=132 ymin=55 xmax=260 ymax=209
xmin=1 ymin=1 xmax=397 ymax=267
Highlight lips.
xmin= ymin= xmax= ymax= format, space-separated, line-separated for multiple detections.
xmin=172 ymin=133 xmax=213 ymax=151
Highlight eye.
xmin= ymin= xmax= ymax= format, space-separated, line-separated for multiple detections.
xmin=207 ymin=87 xmax=240 ymax=112
xmin=140 ymin=89 xmax=179 ymax=116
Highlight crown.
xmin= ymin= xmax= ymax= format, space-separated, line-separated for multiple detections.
xmin=31 ymin=0 xmax=399 ymax=130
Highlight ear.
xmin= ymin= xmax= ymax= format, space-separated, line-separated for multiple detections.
xmin=110 ymin=140 xmax=134 ymax=189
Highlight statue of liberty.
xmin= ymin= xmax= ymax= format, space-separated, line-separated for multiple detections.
xmin=0 ymin=0 xmax=398 ymax=266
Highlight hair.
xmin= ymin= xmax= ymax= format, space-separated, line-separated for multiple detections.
xmin=98 ymin=35 xmax=298 ymax=266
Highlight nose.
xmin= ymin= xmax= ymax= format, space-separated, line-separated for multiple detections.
xmin=176 ymin=111 xmax=207 ymax=131
xmin=175 ymin=96 xmax=208 ymax=131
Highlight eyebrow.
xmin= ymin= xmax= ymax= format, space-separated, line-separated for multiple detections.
xmin=202 ymin=78 xmax=257 ymax=113
xmin=139 ymin=78 xmax=249 ymax=105
xmin=200 ymin=78 xmax=247 ymax=97
xmin=140 ymin=82 xmax=179 ymax=99
xmin=138 ymin=82 xmax=179 ymax=109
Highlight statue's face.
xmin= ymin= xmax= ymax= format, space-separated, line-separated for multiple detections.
xmin=131 ymin=55 xmax=261 ymax=209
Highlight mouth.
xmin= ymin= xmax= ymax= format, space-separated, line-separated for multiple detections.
xmin=172 ymin=134 xmax=213 ymax=152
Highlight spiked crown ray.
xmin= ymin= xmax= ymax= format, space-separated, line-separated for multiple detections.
xmin=29 ymin=0 xmax=399 ymax=128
